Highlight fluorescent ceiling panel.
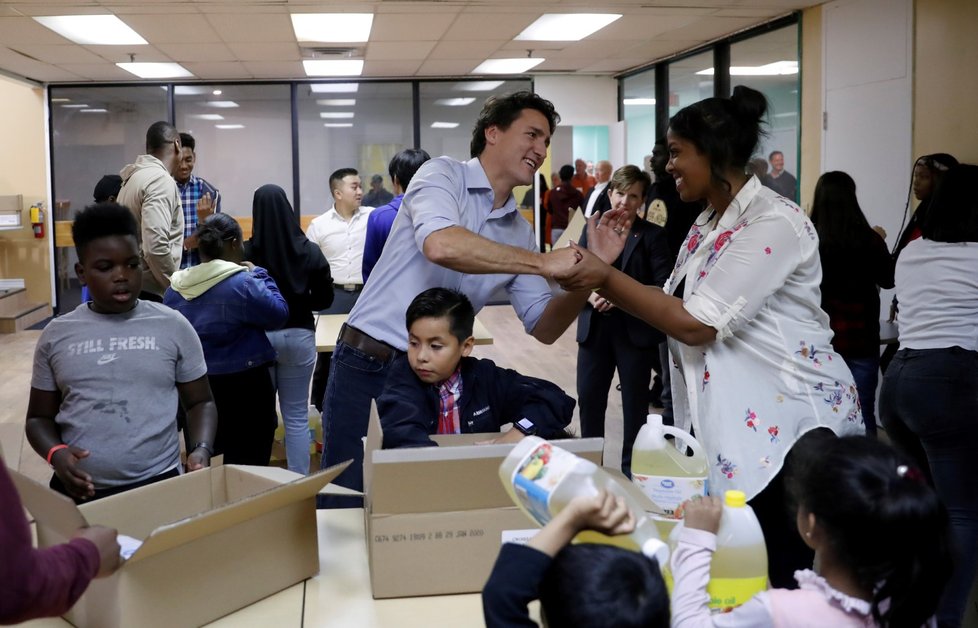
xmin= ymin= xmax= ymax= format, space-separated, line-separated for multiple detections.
xmin=50 ymin=98 xmax=71 ymax=103
xmin=623 ymin=98 xmax=656 ymax=105
xmin=291 ymin=13 xmax=373 ymax=43
xmin=316 ymin=99 xmax=356 ymax=106
xmin=117 ymin=62 xmax=193 ymax=79
xmin=324 ymin=123 xmax=354 ymax=128
xmin=431 ymin=122 xmax=459 ymax=129
xmin=34 ymin=15 xmax=147 ymax=45
xmin=215 ymin=124 xmax=245 ymax=129
xmin=472 ymin=58 xmax=544 ymax=74
xmin=697 ymin=61 xmax=798 ymax=76
xmin=453 ymin=81 xmax=504 ymax=92
xmin=173 ymin=86 xmax=211 ymax=96
xmin=515 ymin=14 xmax=622 ymax=41
xmin=320 ymin=112 xmax=354 ymax=119
xmin=202 ymin=100 xmax=239 ymax=108
xmin=434 ymin=98 xmax=475 ymax=106
xmin=303 ymin=60 xmax=364 ymax=77
xmin=60 ymin=104 xmax=89 ymax=108
xmin=80 ymin=108 xmax=107 ymax=113
xmin=309 ymin=83 xmax=359 ymax=93
xmin=191 ymin=114 xmax=224 ymax=120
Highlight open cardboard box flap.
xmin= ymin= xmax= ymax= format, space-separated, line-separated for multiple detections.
xmin=10 ymin=461 xmax=351 ymax=562
xmin=365 ymin=402 xmax=603 ymax=515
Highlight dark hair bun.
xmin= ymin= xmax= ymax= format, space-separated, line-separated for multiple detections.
xmin=731 ymin=85 xmax=768 ymax=124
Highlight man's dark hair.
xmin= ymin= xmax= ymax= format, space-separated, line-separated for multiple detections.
xmin=470 ymin=91 xmax=559 ymax=158
xmin=93 ymin=174 xmax=122 ymax=203
xmin=329 ymin=168 xmax=359 ymax=195
xmin=179 ymin=132 xmax=196 ymax=152
xmin=558 ymin=164 xmax=575 ymax=182
xmin=72 ymin=202 xmax=139 ymax=258
xmin=405 ymin=288 xmax=475 ymax=342
xmin=921 ymin=164 xmax=978 ymax=243
xmin=540 ymin=545 xmax=669 ymax=628
xmin=768 ymin=150 xmax=783 ymax=160
xmin=389 ymin=148 xmax=432 ymax=191
xmin=146 ymin=121 xmax=179 ymax=154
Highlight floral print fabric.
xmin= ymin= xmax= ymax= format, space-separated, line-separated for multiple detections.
xmin=664 ymin=176 xmax=863 ymax=499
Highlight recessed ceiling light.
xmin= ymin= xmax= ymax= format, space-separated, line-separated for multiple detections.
xmin=697 ymin=61 xmax=798 ymax=76
xmin=303 ymin=60 xmax=364 ymax=77
xmin=516 ymin=14 xmax=621 ymax=41
xmin=434 ymin=98 xmax=475 ymax=107
xmin=430 ymin=122 xmax=459 ymax=129
xmin=472 ymin=58 xmax=544 ymax=74
xmin=173 ymin=86 xmax=210 ymax=96
xmin=191 ymin=114 xmax=224 ymax=120
xmin=291 ymin=13 xmax=373 ymax=43
xmin=202 ymin=101 xmax=240 ymax=108
xmin=215 ymin=124 xmax=245 ymax=130
xmin=80 ymin=108 xmax=108 ymax=113
xmin=324 ymin=123 xmax=354 ymax=128
xmin=453 ymin=81 xmax=504 ymax=92
xmin=316 ymin=99 xmax=356 ymax=106
xmin=61 ymin=104 xmax=89 ymax=108
xmin=320 ymin=112 xmax=354 ymax=119
xmin=117 ymin=62 xmax=193 ymax=79
xmin=309 ymin=83 xmax=359 ymax=93
xmin=212 ymin=89 xmax=222 ymax=96
xmin=623 ymin=98 xmax=656 ymax=106
xmin=50 ymin=97 xmax=71 ymax=103
xmin=34 ymin=15 xmax=147 ymax=45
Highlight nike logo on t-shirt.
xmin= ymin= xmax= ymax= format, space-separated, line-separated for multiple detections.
xmin=97 ymin=353 xmax=119 ymax=366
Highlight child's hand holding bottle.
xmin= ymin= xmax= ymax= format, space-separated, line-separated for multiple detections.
xmin=529 ymin=490 xmax=637 ymax=558
xmin=681 ymin=495 xmax=723 ymax=534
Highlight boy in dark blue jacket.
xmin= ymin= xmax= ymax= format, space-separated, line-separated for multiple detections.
xmin=379 ymin=288 xmax=574 ymax=448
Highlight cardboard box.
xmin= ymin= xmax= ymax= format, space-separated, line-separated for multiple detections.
xmin=10 ymin=461 xmax=350 ymax=628
xmin=363 ymin=406 xmax=603 ymax=598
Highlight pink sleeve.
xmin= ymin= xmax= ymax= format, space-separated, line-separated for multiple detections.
xmin=670 ymin=527 xmax=775 ymax=628
xmin=0 ymin=465 xmax=101 ymax=624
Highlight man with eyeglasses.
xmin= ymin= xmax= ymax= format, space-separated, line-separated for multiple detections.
xmin=116 ymin=121 xmax=184 ymax=301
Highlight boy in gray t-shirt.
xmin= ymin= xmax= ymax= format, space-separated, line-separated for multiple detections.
xmin=26 ymin=202 xmax=218 ymax=503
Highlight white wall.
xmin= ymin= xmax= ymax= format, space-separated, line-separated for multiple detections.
xmin=532 ymin=75 xmax=618 ymax=127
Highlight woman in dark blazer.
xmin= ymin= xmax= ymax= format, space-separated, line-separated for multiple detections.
xmin=576 ymin=165 xmax=672 ymax=477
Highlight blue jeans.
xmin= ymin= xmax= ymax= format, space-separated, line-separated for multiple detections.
xmin=880 ymin=347 xmax=978 ymax=627
xmin=267 ymin=328 xmax=316 ymax=475
xmin=318 ymin=340 xmax=399 ymax=508
xmin=844 ymin=355 xmax=879 ymax=436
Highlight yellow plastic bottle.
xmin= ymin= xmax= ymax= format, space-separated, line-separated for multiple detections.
xmin=631 ymin=413 xmax=708 ymax=522
xmin=500 ymin=436 xmax=669 ymax=565
xmin=706 ymin=490 xmax=768 ymax=612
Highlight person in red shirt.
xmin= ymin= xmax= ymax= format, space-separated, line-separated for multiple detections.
xmin=0 ymin=462 xmax=122 ymax=623
xmin=571 ymin=158 xmax=596 ymax=197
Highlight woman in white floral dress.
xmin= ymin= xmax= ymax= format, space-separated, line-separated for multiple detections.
xmin=557 ymin=86 xmax=862 ymax=588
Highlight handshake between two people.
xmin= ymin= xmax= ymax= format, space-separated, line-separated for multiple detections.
xmin=542 ymin=209 xmax=632 ymax=293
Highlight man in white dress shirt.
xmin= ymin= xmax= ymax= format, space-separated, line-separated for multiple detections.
xmin=582 ymin=160 xmax=613 ymax=218
xmin=305 ymin=167 xmax=375 ymax=410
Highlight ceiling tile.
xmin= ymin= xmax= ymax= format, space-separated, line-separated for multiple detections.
xmin=362 ymin=59 xmax=424 ymax=77
xmin=441 ymin=13 xmax=533 ymax=41
xmin=121 ymin=15 xmax=221 ymax=43
xmin=7 ymin=44 xmax=105 ymax=65
xmin=207 ymin=13 xmax=295 ymax=44
xmin=417 ymin=58 xmax=484 ymax=76
xmin=242 ymin=60 xmax=304 ymax=79
xmin=226 ymin=42 xmax=300 ymax=61
xmin=58 ymin=63 xmax=135 ymax=81
xmin=82 ymin=45 xmax=171 ymax=63
xmin=182 ymin=61 xmax=253 ymax=80
xmin=370 ymin=13 xmax=456 ymax=41
xmin=366 ymin=41 xmax=436 ymax=61
xmin=110 ymin=4 xmax=200 ymax=15
xmin=155 ymin=43 xmax=236 ymax=63
xmin=0 ymin=17 xmax=74 ymax=45
xmin=428 ymin=40 xmax=502 ymax=61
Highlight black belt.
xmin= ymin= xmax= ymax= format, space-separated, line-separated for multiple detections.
xmin=334 ymin=283 xmax=363 ymax=293
xmin=337 ymin=324 xmax=402 ymax=362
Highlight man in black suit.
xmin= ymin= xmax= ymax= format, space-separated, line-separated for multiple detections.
xmin=576 ymin=165 xmax=671 ymax=477
xmin=581 ymin=160 xmax=613 ymax=218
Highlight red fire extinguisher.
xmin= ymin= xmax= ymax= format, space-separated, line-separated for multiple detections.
xmin=30 ymin=203 xmax=44 ymax=239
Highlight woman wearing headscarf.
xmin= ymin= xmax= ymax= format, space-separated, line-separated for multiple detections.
xmin=245 ymin=184 xmax=333 ymax=474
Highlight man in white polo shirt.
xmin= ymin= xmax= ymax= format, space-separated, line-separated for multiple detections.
xmin=305 ymin=167 xmax=375 ymax=410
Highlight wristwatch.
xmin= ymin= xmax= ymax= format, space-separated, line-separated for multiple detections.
xmin=513 ymin=418 xmax=537 ymax=436
xmin=193 ymin=442 xmax=214 ymax=457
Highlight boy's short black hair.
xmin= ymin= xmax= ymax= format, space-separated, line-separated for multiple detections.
xmin=72 ymin=202 xmax=139 ymax=259
xmin=179 ymin=132 xmax=195 ymax=152
xmin=558 ymin=164 xmax=575 ymax=182
xmin=540 ymin=544 xmax=669 ymax=628
xmin=405 ymin=288 xmax=475 ymax=342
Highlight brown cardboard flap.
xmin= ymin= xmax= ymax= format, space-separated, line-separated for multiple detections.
xmin=127 ymin=461 xmax=350 ymax=564
xmin=363 ymin=400 xmax=383 ymax=498
xmin=369 ymin=438 xmax=603 ymax=515
xmin=8 ymin=466 xmax=87 ymax=537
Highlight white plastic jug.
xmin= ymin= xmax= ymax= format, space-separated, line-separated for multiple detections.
xmin=500 ymin=436 xmax=669 ymax=565
xmin=677 ymin=490 xmax=768 ymax=612
xmin=631 ymin=413 xmax=708 ymax=518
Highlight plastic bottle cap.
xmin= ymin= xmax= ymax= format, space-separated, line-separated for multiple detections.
xmin=646 ymin=413 xmax=663 ymax=426
xmin=641 ymin=538 xmax=670 ymax=566
xmin=724 ymin=490 xmax=747 ymax=508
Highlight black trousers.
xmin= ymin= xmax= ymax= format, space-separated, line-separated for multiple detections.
xmin=310 ymin=288 xmax=360 ymax=411
xmin=209 ymin=364 xmax=277 ymax=466
xmin=576 ymin=313 xmax=656 ymax=476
